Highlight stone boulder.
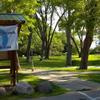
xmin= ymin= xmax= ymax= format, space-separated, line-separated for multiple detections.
xmin=14 ymin=82 xmax=34 ymax=94
xmin=35 ymin=81 xmax=53 ymax=93
xmin=6 ymin=86 xmax=15 ymax=95
xmin=0 ymin=87 xmax=6 ymax=96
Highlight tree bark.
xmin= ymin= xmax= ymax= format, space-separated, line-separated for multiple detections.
xmin=65 ymin=9 xmax=72 ymax=66
xmin=80 ymin=32 xmax=93 ymax=69
xmin=79 ymin=39 xmax=83 ymax=57
xmin=77 ymin=33 xmax=83 ymax=57
xmin=79 ymin=0 xmax=97 ymax=69
xmin=66 ymin=28 xmax=72 ymax=66
xmin=40 ymin=38 xmax=46 ymax=60
xmin=45 ymin=44 xmax=50 ymax=59
xmin=26 ymin=27 xmax=33 ymax=62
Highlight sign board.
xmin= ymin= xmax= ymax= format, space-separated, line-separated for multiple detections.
xmin=0 ymin=51 xmax=8 ymax=60
xmin=0 ymin=25 xmax=18 ymax=51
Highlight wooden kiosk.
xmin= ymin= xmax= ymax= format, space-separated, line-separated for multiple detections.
xmin=0 ymin=14 xmax=25 ymax=86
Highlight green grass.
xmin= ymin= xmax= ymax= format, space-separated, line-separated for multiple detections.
xmin=0 ymin=54 xmax=99 ymax=99
xmin=19 ymin=54 xmax=100 ymax=71
xmin=78 ymin=73 xmax=100 ymax=83
xmin=0 ymin=54 xmax=99 ymax=71
xmin=20 ymin=55 xmax=66 ymax=70
xmin=72 ymin=54 xmax=100 ymax=66
xmin=0 ymin=73 xmax=68 ymax=100
xmin=0 ymin=72 xmax=42 ymax=86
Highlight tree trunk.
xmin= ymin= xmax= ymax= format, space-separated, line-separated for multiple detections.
xmin=79 ymin=39 xmax=83 ymax=57
xmin=79 ymin=0 xmax=97 ymax=69
xmin=40 ymin=40 xmax=45 ymax=60
xmin=71 ymin=36 xmax=80 ymax=57
xmin=65 ymin=9 xmax=72 ymax=66
xmin=80 ymin=32 xmax=93 ymax=69
xmin=45 ymin=44 xmax=50 ymax=59
xmin=66 ymin=28 xmax=72 ymax=66
xmin=40 ymin=37 xmax=47 ymax=60
xmin=26 ymin=27 xmax=33 ymax=62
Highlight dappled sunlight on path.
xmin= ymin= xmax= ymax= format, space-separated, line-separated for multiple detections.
xmin=33 ymin=69 xmax=100 ymax=91
xmin=21 ymin=69 xmax=100 ymax=100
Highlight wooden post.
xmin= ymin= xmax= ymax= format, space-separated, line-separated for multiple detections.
xmin=9 ymin=51 xmax=18 ymax=86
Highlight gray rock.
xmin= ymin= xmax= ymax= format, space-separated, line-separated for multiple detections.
xmin=35 ymin=81 xmax=53 ymax=93
xmin=0 ymin=87 xmax=6 ymax=96
xmin=14 ymin=82 xmax=34 ymax=94
xmin=6 ymin=86 xmax=15 ymax=95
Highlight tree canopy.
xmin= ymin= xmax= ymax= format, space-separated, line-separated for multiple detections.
xmin=0 ymin=0 xmax=100 ymax=68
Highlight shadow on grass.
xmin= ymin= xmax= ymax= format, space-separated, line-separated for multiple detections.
xmin=20 ymin=55 xmax=100 ymax=70
xmin=0 ymin=72 xmax=41 ymax=86
xmin=0 ymin=72 xmax=68 ymax=100
xmin=21 ymin=59 xmax=100 ymax=70
xmin=34 ymin=60 xmax=66 ymax=68
xmin=20 ymin=57 xmax=66 ymax=69
xmin=72 ymin=60 xmax=100 ymax=66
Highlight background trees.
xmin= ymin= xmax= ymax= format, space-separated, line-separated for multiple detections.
xmin=0 ymin=0 xmax=100 ymax=68
xmin=58 ymin=0 xmax=84 ymax=66
xmin=34 ymin=0 xmax=66 ymax=60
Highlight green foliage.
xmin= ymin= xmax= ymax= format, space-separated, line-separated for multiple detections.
xmin=31 ymin=32 xmax=41 ymax=55
xmin=51 ymin=32 xmax=66 ymax=56
xmin=85 ymin=0 xmax=98 ymax=32
xmin=0 ymin=0 xmax=100 ymax=65
xmin=18 ymin=29 xmax=41 ymax=56
xmin=18 ymin=26 xmax=29 ymax=56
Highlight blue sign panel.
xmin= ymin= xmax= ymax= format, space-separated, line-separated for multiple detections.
xmin=0 ymin=25 xmax=18 ymax=51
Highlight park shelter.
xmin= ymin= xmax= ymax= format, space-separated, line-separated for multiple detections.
xmin=0 ymin=13 xmax=25 ymax=86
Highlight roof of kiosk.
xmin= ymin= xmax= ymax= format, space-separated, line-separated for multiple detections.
xmin=0 ymin=13 xmax=25 ymax=25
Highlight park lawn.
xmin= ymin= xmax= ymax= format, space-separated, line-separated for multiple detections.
xmin=0 ymin=54 xmax=100 ymax=71
xmin=72 ymin=54 xmax=100 ymax=66
xmin=78 ymin=73 xmax=100 ymax=83
xmin=0 ymin=73 xmax=68 ymax=100
xmin=20 ymin=54 xmax=100 ymax=71
xmin=0 ymin=54 xmax=99 ymax=99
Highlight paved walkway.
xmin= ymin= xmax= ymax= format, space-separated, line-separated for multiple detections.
xmin=23 ymin=91 xmax=100 ymax=100
xmin=33 ymin=70 xmax=100 ymax=91
xmin=24 ymin=69 xmax=100 ymax=100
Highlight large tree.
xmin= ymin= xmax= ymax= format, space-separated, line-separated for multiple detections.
xmin=80 ymin=0 xmax=99 ymax=69
xmin=34 ymin=0 xmax=65 ymax=60
xmin=58 ymin=0 xmax=83 ymax=66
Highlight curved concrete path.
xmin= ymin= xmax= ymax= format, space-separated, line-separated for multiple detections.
xmin=33 ymin=70 xmax=100 ymax=91
xmin=22 ymin=69 xmax=100 ymax=100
